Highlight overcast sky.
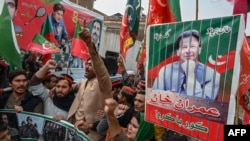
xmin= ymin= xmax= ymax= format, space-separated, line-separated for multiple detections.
xmin=93 ymin=0 xmax=149 ymax=16
xmin=93 ymin=0 xmax=250 ymax=35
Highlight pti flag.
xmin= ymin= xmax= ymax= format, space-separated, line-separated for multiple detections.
xmin=41 ymin=15 xmax=58 ymax=45
xmin=239 ymin=36 xmax=250 ymax=113
xmin=71 ymin=21 xmax=89 ymax=61
xmin=148 ymin=0 xmax=181 ymax=24
xmin=146 ymin=0 xmax=182 ymax=78
xmin=27 ymin=34 xmax=61 ymax=55
xmin=138 ymin=0 xmax=182 ymax=69
xmin=0 ymin=2 xmax=22 ymax=68
xmin=40 ymin=15 xmax=58 ymax=65
xmin=120 ymin=0 xmax=141 ymax=59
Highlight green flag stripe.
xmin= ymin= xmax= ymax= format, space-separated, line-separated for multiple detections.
xmin=0 ymin=2 xmax=22 ymax=68
xmin=169 ymin=0 xmax=182 ymax=21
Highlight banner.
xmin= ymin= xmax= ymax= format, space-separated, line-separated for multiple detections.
xmin=13 ymin=0 xmax=103 ymax=58
xmin=0 ymin=109 xmax=90 ymax=141
xmin=145 ymin=15 xmax=245 ymax=141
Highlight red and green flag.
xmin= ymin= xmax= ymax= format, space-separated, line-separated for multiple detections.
xmin=40 ymin=15 xmax=58 ymax=65
xmin=239 ymin=36 xmax=250 ymax=113
xmin=41 ymin=15 xmax=58 ymax=45
xmin=27 ymin=34 xmax=61 ymax=55
xmin=148 ymin=0 xmax=181 ymax=24
xmin=120 ymin=0 xmax=141 ymax=59
xmin=0 ymin=2 xmax=22 ymax=68
xmin=233 ymin=0 xmax=250 ymax=113
xmin=137 ymin=0 xmax=182 ymax=67
xmin=146 ymin=0 xmax=182 ymax=78
xmin=71 ymin=21 xmax=89 ymax=61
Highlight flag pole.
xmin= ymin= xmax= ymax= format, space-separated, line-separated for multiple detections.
xmin=195 ymin=0 xmax=199 ymax=20
xmin=138 ymin=1 xmax=150 ymax=62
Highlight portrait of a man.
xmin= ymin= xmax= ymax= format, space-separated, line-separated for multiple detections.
xmin=90 ymin=19 xmax=102 ymax=50
xmin=152 ymin=30 xmax=221 ymax=100
xmin=6 ymin=0 xmax=23 ymax=33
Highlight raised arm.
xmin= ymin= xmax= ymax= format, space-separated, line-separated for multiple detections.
xmin=117 ymin=55 xmax=129 ymax=84
xmin=104 ymin=98 xmax=122 ymax=138
xmin=34 ymin=60 xmax=57 ymax=80
xmin=79 ymin=26 xmax=111 ymax=96
xmin=29 ymin=60 xmax=57 ymax=99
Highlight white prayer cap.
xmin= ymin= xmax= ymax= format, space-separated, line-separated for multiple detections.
xmin=127 ymin=70 xmax=135 ymax=75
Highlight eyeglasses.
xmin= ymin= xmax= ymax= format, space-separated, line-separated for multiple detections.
xmin=7 ymin=2 xmax=15 ymax=9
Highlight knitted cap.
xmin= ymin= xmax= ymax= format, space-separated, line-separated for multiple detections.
xmin=112 ymin=79 xmax=123 ymax=88
xmin=127 ymin=70 xmax=135 ymax=75
xmin=43 ymin=73 xmax=57 ymax=81
xmin=121 ymin=86 xmax=136 ymax=96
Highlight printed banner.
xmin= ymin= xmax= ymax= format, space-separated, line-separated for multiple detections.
xmin=0 ymin=109 xmax=90 ymax=141
xmin=11 ymin=0 xmax=103 ymax=65
xmin=145 ymin=15 xmax=245 ymax=141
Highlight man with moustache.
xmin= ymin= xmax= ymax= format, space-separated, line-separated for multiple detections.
xmin=0 ymin=69 xmax=43 ymax=113
xmin=67 ymin=24 xmax=111 ymax=141
xmin=90 ymin=19 xmax=102 ymax=50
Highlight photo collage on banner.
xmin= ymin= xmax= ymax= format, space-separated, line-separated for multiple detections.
xmin=0 ymin=109 xmax=90 ymax=141
xmin=145 ymin=15 xmax=245 ymax=141
xmin=12 ymin=0 xmax=103 ymax=68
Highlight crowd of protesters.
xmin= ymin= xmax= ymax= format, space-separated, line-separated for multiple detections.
xmin=0 ymin=18 xmax=194 ymax=141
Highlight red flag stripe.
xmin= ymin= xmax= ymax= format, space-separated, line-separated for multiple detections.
xmin=71 ymin=38 xmax=89 ymax=60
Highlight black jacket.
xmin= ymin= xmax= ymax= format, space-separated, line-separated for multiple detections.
xmin=0 ymin=90 xmax=42 ymax=112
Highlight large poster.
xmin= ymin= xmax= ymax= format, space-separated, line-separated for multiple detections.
xmin=145 ymin=15 xmax=245 ymax=141
xmin=10 ymin=0 xmax=103 ymax=68
xmin=0 ymin=109 xmax=90 ymax=141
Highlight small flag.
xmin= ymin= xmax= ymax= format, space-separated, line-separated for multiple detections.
xmin=120 ymin=0 xmax=141 ymax=59
xmin=41 ymin=15 xmax=58 ymax=45
xmin=27 ymin=34 xmax=61 ymax=55
xmin=71 ymin=21 xmax=89 ymax=61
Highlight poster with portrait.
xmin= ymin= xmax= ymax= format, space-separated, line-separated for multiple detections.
xmin=9 ymin=0 xmax=103 ymax=68
xmin=145 ymin=15 xmax=245 ymax=141
xmin=0 ymin=109 xmax=90 ymax=141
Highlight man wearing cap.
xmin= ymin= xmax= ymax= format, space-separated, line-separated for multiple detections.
xmin=29 ymin=60 xmax=75 ymax=120
xmin=126 ymin=70 xmax=136 ymax=87
xmin=67 ymin=24 xmax=112 ymax=141
xmin=111 ymin=79 xmax=123 ymax=102
xmin=42 ymin=72 xmax=57 ymax=90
